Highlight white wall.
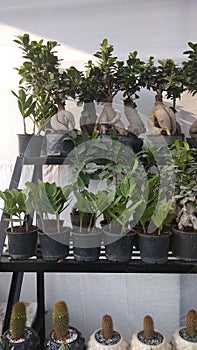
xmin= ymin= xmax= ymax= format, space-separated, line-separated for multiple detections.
xmin=0 ymin=0 xmax=197 ymax=343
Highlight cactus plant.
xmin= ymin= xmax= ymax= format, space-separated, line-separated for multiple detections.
xmin=87 ymin=314 xmax=128 ymax=350
xmin=44 ymin=300 xmax=85 ymax=350
xmin=171 ymin=309 xmax=197 ymax=349
xmin=143 ymin=315 xmax=155 ymax=341
xmin=186 ymin=309 xmax=197 ymax=339
xmin=102 ymin=315 xmax=114 ymax=340
xmin=1 ymin=301 xmax=41 ymax=349
xmin=52 ymin=301 xmax=69 ymax=341
xmin=10 ymin=302 xmax=26 ymax=341
xmin=130 ymin=315 xmax=172 ymax=350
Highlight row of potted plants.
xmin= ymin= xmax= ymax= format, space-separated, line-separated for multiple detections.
xmin=0 ymin=139 xmax=196 ymax=263
xmin=12 ymin=34 xmax=197 ymax=157
xmin=1 ymin=301 xmax=197 ymax=350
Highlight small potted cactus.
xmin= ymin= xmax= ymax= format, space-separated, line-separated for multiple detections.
xmin=171 ymin=309 xmax=197 ymax=350
xmin=44 ymin=301 xmax=85 ymax=350
xmin=130 ymin=315 xmax=172 ymax=350
xmin=87 ymin=314 xmax=128 ymax=350
xmin=1 ymin=301 xmax=41 ymax=349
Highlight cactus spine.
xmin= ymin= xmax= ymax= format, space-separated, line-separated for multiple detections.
xmin=10 ymin=302 xmax=26 ymax=341
xmin=143 ymin=315 xmax=154 ymax=340
xmin=53 ymin=301 xmax=69 ymax=341
xmin=186 ymin=309 xmax=197 ymax=338
xmin=102 ymin=315 xmax=113 ymax=340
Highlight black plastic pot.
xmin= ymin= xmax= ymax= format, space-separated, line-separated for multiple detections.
xmin=186 ymin=137 xmax=197 ymax=149
xmin=6 ymin=227 xmax=38 ymax=260
xmin=171 ymin=226 xmax=197 ymax=261
xmin=45 ymin=133 xmax=74 ymax=156
xmin=18 ymin=134 xmax=43 ymax=157
xmin=118 ymin=136 xmax=143 ymax=153
xmin=38 ymin=231 xmax=70 ymax=261
xmin=44 ymin=326 xmax=85 ymax=350
xmin=70 ymin=211 xmax=95 ymax=229
xmin=104 ymin=231 xmax=136 ymax=262
xmin=138 ymin=231 xmax=172 ymax=264
xmin=2 ymin=326 xmax=41 ymax=349
xmin=146 ymin=134 xmax=184 ymax=147
xmin=71 ymin=230 xmax=103 ymax=262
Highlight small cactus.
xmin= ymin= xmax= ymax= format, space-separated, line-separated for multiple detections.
xmin=10 ymin=302 xmax=26 ymax=341
xmin=143 ymin=315 xmax=155 ymax=340
xmin=53 ymin=301 xmax=69 ymax=341
xmin=102 ymin=315 xmax=113 ymax=340
xmin=186 ymin=309 xmax=197 ymax=338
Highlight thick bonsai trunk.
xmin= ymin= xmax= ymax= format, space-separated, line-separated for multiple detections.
xmin=96 ymin=102 xmax=126 ymax=135
xmin=80 ymin=102 xmax=98 ymax=135
xmin=123 ymin=96 xmax=145 ymax=137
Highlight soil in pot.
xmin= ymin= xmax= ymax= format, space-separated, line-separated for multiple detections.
xmin=104 ymin=230 xmax=136 ymax=263
xmin=71 ymin=228 xmax=103 ymax=262
xmin=6 ymin=225 xmax=38 ymax=260
xmin=38 ymin=229 xmax=70 ymax=262
xmin=138 ymin=231 xmax=172 ymax=264
xmin=171 ymin=226 xmax=197 ymax=261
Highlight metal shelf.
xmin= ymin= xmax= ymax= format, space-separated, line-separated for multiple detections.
xmin=1 ymin=250 xmax=197 ymax=274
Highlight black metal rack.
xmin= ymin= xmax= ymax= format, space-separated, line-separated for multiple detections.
xmin=0 ymin=156 xmax=197 ymax=347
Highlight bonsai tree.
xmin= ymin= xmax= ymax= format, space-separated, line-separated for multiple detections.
xmin=130 ymin=315 xmax=172 ymax=349
xmin=25 ymin=180 xmax=72 ymax=233
xmin=44 ymin=301 xmax=85 ymax=350
xmin=1 ymin=302 xmax=40 ymax=349
xmin=78 ymin=61 xmax=100 ymax=135
xmin=89 ymin=38 xmax=126 ymax=136
xmin=146 ymin=57 xmax=184 ymax=136
xmin=87 ymin=314 xmax=128 ymax=350
xmin=121 ymin=51 xmax=146 ymax=137
xmin=171 ymin=309 xmax=197 ymax=349
xmin=182 ymin=42 xmax=197 ymax=138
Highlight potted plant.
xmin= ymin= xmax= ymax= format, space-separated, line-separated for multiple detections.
xmin=146 ymin=57 xmax=184 ymax=142
xmin=120 ymin=50 xmax=146 ymax=150
xmin=171 ymin=309 xmax=197 ymax=349
xmin=1 ymin=301 xmax=40 ymax=349
xmin=12 ymin=33 xmax=60 ymax=155
xmin=182 ymin=42 xmax=197 ymax=147
xmin=44 ymin=66 xmax=82 ymax=156
xmin=25 ymin=180 xmax=72 ymax=261
xmin=102 ymin=172 xmax=144 ymax=262
xmin=169 ymin=140 xmax=197 ymax=261
xmin=44 ymin=300 xmax=85 ymax=350
xmin=87 ymin=314 xmax=128 ymax=350
xmin=71 ymin=188 xmax=114 ymax=262
xmin=0 ymin=188 xmax=38 ymax=259
xmin=130 ymin=315 xmax=172 ymax=350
